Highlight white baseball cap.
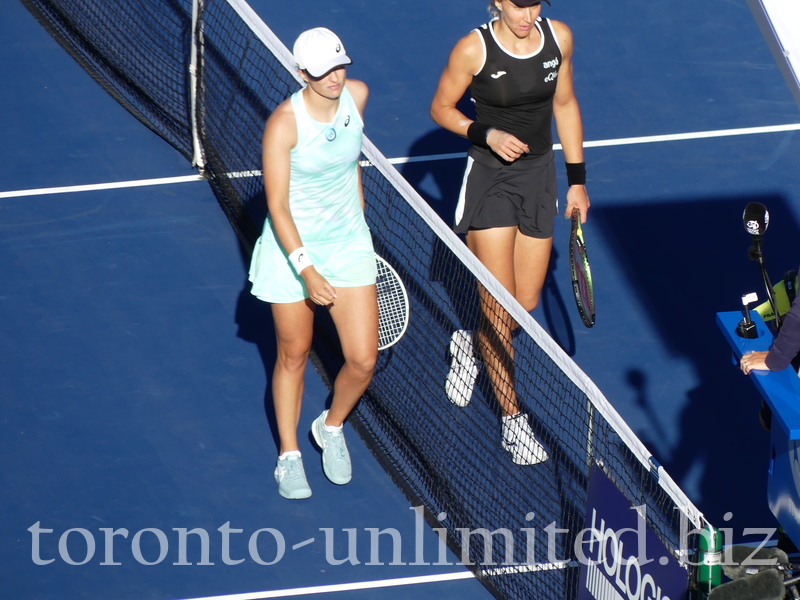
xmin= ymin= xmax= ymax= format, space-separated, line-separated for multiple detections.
xmin=293 ymin=27 xmax=352 ymax=78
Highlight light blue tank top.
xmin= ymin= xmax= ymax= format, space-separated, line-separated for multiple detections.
xmin=248 ymin=85 xmax=376 ymax=303
xmin=288 ymin=86 xmax=367 ymax=246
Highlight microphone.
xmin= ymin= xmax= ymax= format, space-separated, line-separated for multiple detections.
xmin=743 ymin=203 xmax=767 ymax=263
xmin=708 ymin=568 xmax=785 ymax=600
xmin=742 ymin=202 xmax=782 ymax=329
xmin=743 ymin=202 xmax=769 ymax=238
xmin=743 ymin=202 xmax=768 ymax=261
xmin=722 ymin=545 xmax=789 ymax=580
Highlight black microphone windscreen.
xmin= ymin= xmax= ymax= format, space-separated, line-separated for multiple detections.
xmin=743 ymin=202 xmax=770 ymax=236
xmin=723 ymin=545 xmax=789 ymax=580
xmin=708 ymin=568 xmax=785 ymax=600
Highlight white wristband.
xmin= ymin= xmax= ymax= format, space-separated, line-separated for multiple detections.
xmin=288 ymin=247 xmax=312 ymax=274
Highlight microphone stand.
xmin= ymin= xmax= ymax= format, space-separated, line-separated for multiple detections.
xmin=750 ymin=235 xmax=782 ymax=330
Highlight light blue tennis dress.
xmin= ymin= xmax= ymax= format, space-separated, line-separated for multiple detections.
xmin=249 ymin=86 xmax=376 ymax=303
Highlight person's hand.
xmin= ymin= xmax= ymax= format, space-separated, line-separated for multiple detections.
xmin=565 ymin=185 xmax=590 ymax=223
xmin=302 ymin=268 xmax=337 ymax=306
xmin=486 ymin=129 xmax=529 ymax=162
xmin=740 ymin=351 xmax=770 ymax=375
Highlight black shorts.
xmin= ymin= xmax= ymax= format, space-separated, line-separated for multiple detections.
xmin=454 ymin=149 xmax=558 ymax=239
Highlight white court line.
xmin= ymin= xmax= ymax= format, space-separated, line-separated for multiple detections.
xmin=1 ymin=122 xmax=799 ymax=199
xmin=173 ymin=572 xmax=475 ymax=600
xmin=0 ymin=174 xmax=205 ymax=199
xmin=170 ymin=561 xmax=573 ymax=600
xmin=580 ymin=121 xmax=800 ymax=148
xmin=387 ymin=122 xmax=800 ymax=164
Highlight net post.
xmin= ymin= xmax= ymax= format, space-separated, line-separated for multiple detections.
xmin=190 ymin=0 xmax=206 ymax=172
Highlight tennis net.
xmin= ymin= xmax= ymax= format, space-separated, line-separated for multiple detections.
xmin=21 ymin=0 xmax=712 ymax=598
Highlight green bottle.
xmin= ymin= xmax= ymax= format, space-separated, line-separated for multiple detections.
xmin=697 ymin=526 xmax=722 ymax=592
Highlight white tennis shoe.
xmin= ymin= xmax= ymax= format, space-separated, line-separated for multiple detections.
xmin=445 ymin=330 xmax=479 ymax=407
xmin=502 ymin=413 xmax=549 ymax=465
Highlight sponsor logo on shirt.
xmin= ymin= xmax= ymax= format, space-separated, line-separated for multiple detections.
xmin=542 ymin=57 xmax=559 ymax=69
xmin=543 ymin=56 xmax=559 ymax=83
xmin=490 ymin=70 xmax=507 ymax=79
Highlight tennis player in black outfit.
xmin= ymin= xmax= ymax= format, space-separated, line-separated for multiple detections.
xmin=431 ymin=0 xmax=590 ymax=465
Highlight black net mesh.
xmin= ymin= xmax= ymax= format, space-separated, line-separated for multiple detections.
xmin=22 ymin=0 xmax=195 ymax=159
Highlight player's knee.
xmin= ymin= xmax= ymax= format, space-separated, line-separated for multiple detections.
xmin=278 ymin=346 xmax=311 ymax=372
xmin=346 ymin=351 xmax=377 ymax=379
xmin=520 ymin=293 xmax=541 ymax=313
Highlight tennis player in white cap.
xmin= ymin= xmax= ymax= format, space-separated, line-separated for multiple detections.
xmin=249 ymin=27 xmax=377 ymax=499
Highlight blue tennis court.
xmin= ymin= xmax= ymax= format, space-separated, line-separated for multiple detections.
xmin=2 ymin=0 xmax=800 ymax=599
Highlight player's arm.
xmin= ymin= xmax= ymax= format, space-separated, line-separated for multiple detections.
xmin=262 ymin=101 xmax=336 ymax=304
xmin=551 ymin=20 xmax=590 ymax=223
xmin=430 ymin=31 xmax=529 ymax=162
xmin=263 ymin=101 xmax=300 ymax=253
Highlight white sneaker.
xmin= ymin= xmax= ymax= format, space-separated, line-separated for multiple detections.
xmin=445 ymin=330 xmax=479 ymax=407
xmin=502 ymin=413 xmax=549 ymax=465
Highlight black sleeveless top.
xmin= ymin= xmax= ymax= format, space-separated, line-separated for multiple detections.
xmin=470 ymin=17 xmax=562 ymax=163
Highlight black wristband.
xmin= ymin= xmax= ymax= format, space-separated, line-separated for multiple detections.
xmin=566 ymin=162 xmax=586 ymax=186
xmin=467 ymin=121 xmax=493 ymax=148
